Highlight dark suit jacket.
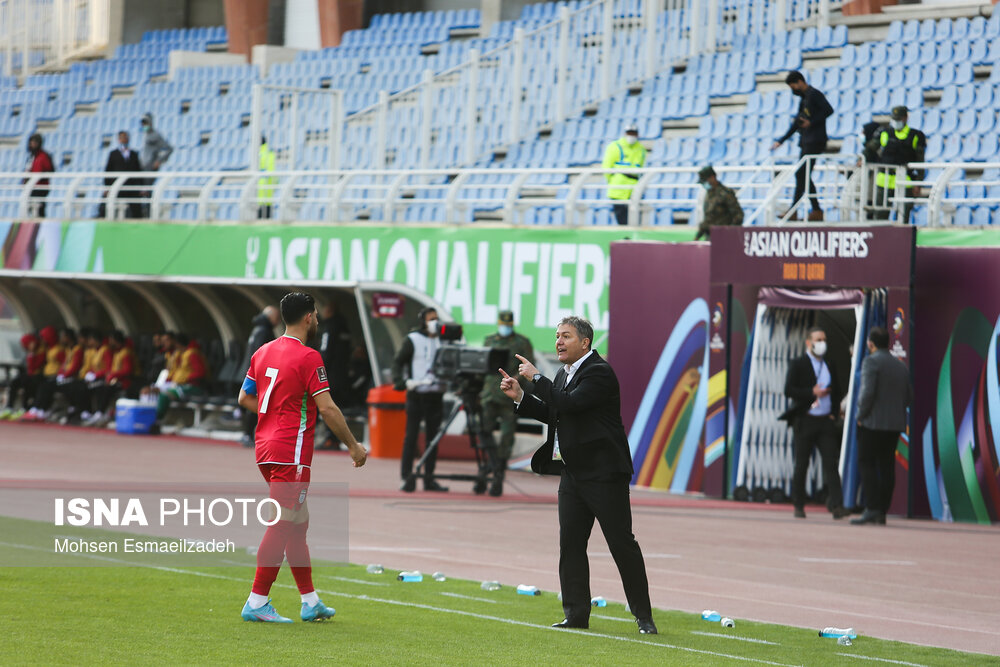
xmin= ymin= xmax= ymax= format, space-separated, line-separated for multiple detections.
xmin=104 ymin=147 xmax=143 ymax=189
xmin=516 ymin=351 xmax=633 ymax=481
xmin=856 ymin=349 xmax=912 ymax=432
xmin=780 ymin=353 xmax=843 ymax=423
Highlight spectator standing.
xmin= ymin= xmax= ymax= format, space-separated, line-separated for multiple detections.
xmin=241 ymin=306 xmax=279 ymax=448
xmin=780 ymin=326 xmax=848 ymax=519
xmin=602 ymin=124 xmax=646 ymax=226
xmin=258 ymin=135 xmax=276 ymax=219
xmin=771 ymin=71 xmax=833 ymax=222
xmin=103 ymin=131 xmax=143 ymax=219
xmin=480 ymin=310 xmax=534 ymax=497
xmin=392 ymin=307 xmax=448 ymax=493
xmin=318 ymin=302 xmax=351 ymax=407
xmin=695 ymin=166 xmax=743 ymax=240
xmin=24 ymin=133 xmax=55 ymax=218
xmin=139 ymin=113 xmax=173 ymax=218
xmin=866 ymin=106 xmax=926 ymax=223
xmin=852 ymin=327 xmax=912 ymax=525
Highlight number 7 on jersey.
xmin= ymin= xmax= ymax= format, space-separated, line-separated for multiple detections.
xmin=259 ymin=367 xmax=279 ymax=413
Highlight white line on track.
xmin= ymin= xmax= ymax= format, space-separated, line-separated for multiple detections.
xmin=798 ymin=558 xmax=915 ymax=566
xmin=835 ymin=653 xmax=929 ymax=667
xmin=0 ymin=540 xmax=800 ymax=666
xmin=440 ymin=592 xmax=497 ymax=604
xmin=690 ymin=630 xmax=779 ymax=645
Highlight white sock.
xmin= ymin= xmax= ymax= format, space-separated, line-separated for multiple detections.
xmin=301 ymin=591 xmax=319 ymax=607
xmin=247 ymin=592 xmax=268 ymax=609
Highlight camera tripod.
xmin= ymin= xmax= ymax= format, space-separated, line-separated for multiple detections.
xmin=409 ymin=374 xmax=497 ymax=494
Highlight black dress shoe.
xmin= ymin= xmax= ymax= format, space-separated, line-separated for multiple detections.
xmin=400 ymin=477 xmax=416 ymax=492
xmin=552 ymin=618 xmax=588 ymax=630
xmin=637 ymin=618 xmax=658 ymax=635
xmin=831 ymin=506 xmax=850 ymax=519
xmin=424 ymin=479 xmax=449 ymax=492
xmin=850 ymin=509 xmax=885 ymax=525
xmin=793 ymin=507 xmax=806 ymax=519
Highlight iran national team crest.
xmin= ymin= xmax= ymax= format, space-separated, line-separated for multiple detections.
xmin=317 ymin=367 xmax=328 ymax=383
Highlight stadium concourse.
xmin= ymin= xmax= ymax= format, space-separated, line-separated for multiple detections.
xmin=2 ymin=421 xmax=998 ymax=656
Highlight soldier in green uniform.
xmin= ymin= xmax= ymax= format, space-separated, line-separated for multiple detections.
xmin=695 ymin=165 xmax=743 ymax=240
xmin=480 ymin=310 xmax=535 ymax=496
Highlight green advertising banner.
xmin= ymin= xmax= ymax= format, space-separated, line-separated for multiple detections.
xmin=1 ymin=220 xmax=696 ymax=345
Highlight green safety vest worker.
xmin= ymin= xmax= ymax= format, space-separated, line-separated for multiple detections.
xmin=871 ymin=110 xmax=926 ymax=190
xmin=602 ymin=132 xmax=646 ymax=200
xmin=258 ymin=140 xmax=276 ymax=203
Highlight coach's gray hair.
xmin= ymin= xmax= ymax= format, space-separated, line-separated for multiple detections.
xmin=559 ymin=316 xmax=594 ymax=349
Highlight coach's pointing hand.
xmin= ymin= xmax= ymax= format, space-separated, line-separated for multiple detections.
xmin=514 ymin=354 xmax=539 ymax=382
xmin=498 ymin=368 xmax=524 ymax=402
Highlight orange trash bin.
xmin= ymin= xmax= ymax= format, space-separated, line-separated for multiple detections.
xmin=366 ymin=384 xmax=407 ymax=459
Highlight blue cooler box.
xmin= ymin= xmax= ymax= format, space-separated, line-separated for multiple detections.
xmin=115 ymin=399 xmax=157 ymax=434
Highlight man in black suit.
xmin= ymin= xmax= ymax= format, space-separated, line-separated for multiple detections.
xmin=781 ymin=325 xmax=848 ymax=519
xmin=103 ymin=131 xmax=143 ymax=219
xmin=498 ymin=316 xmax=656 ymax=635
xmin=852 ymin=326 xmax=912 ymax=525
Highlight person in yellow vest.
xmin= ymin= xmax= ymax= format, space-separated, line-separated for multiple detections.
xmin=866 ymin=106 xmax=926 ymax=223
xmin=603 ymin=124 xmax=646 ymax=226
xmin=258 ymin=135 xmax=276 ymax=219
xmin=157 ymin=334 xmax=208 ymax=421
xmin=88 ymin=331 xmax=139 ymax=426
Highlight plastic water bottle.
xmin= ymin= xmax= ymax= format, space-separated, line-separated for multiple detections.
xmin=591 ymin=596 xmax=607 ymax=607
xmin=432 ymin=572 xmax=447 ymax=582
xmin=837 ymin=635 xmax=853 ymax=646
xmin=397 ymin=570 xmax=423 ymax=582
xmin=721 ymin=617 xmax=735 ymax=628
xmin=366 ymin=564 xmax=384 ymax=574
xmin=819 ymin=627 xmax=856 ymax=639
xmin=481 ymin=581 xmax=501 ymax=591
xmin=516 ymin=584 xmax=541 ymax=596
xmin=702 ymin=610 xmax=722 ymax=622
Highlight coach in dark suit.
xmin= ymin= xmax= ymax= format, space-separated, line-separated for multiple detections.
xmin=852 ymin=326 xmax=912 ymax=525
xmin=498 ymin=316 xmax=655 ymax=635
xmin=103 ymin=131 xmax=143 ymax=219
xmin=780 ymin=325 xmax=848 ymax=519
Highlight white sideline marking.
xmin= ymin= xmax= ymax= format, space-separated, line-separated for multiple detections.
xmin=320 ymin=575 xmax=390 ymax=587
xmin=440 ymin=592 xmax=497 ymax=604
xmin=0 ymin=540 xmax=799 ymax=666
xmin=592 ymin=614 xmax=634 ymax=623
xmin=798 ymin=558 xmax=915 ymax=566
xmin=835 ymin=653 xmax=929 ymax=667
xmin=690 ymin=630 xmax=779 ymax=646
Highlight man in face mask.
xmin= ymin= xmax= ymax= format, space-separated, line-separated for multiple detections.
xmin=695 ymin=165 xmax=743 ymax=241
xmin=866 ymin=106 xmax=926 ymax=223
xmin=602 ymin=123 xmax=646 ymax=226
xmin=392 ymin=308 xmax=449 ymax=492
xmin=771 ymin=71 xmax=833 ymax=222
xmin=780 ymin=326 xmax=848 ymax=519
xmin=103 ymin=131 xmax=143 ymax=218
xmin=479 ymin=311 xmax=535 ymax=496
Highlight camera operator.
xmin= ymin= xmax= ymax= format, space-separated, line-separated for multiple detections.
xmin=392 ymin=307 xmax=449 ymax=493
xmin=479 ymin=311 xmax=534 ymax=496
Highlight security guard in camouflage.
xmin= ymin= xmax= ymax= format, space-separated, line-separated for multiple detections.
xmin=695 ymin=166 xmax=743 ymax=240
xmin=480 ymin=310 xmax=535 ymax=496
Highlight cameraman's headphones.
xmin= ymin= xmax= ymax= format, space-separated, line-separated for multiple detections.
xmin=416 ymin=307 xmax=436 ymax=323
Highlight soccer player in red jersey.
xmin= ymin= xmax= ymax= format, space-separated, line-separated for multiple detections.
xmin=237 ymin=292 xmax=367 ymax=623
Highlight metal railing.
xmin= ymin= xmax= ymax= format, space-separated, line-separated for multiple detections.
xmin=5 ymin=157 xmax=999 ymax=226
xmin=0 ymin=0 xmax=110 ymax=76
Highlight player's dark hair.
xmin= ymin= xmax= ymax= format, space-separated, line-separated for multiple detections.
xmin=559 ymin=316 xmax=594 ymax=350
xmin=807 ymin=325 xmax=825 ymax=338
xmin=61 ymin=327 xmax=77 ymax=343
xmin=111 ymin=330 xmax=126 ymax=345
xmin=868 ymin=326 xmax=889 ymax=350
xmin=280 ymin=292 xmax=315 ymax=325
xmin=785 ymin=70 xmax=805 ymax=84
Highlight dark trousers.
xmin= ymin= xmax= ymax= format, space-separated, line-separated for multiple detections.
xmin=29 ymin=188 xmax=48 ymax=218
xmin=857 ymin=426 xmax=900 ymax=513
xmin=612 ymin=203 xmax=628 ymax=226
xmin=557 ymin=470 xmax=652 ymax=622
xmin=401 ymin=391 xmax=443 ymax=481
xmin=794 ymin=146 xmax=824 ymax=213
xmin=792 ymin=414 xmax=843 ymax=510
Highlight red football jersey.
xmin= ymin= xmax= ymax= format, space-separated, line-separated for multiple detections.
xmin=246 ymin=335 xmax=330 ymax=468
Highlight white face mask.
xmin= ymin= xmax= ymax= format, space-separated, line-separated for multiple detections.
xmin=426 ymin=319 xmax=438 ymax=334
xmin=890 ymin=119 xmax=904 ymax=131
xmin=624 ymin=135 xmax=638 ymax=145
xmin=811 ymin=341 xmax=827 ymax=357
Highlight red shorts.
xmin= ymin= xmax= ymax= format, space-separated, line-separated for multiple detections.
xmin=258 ymin=463 xmax=311 ymax=511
